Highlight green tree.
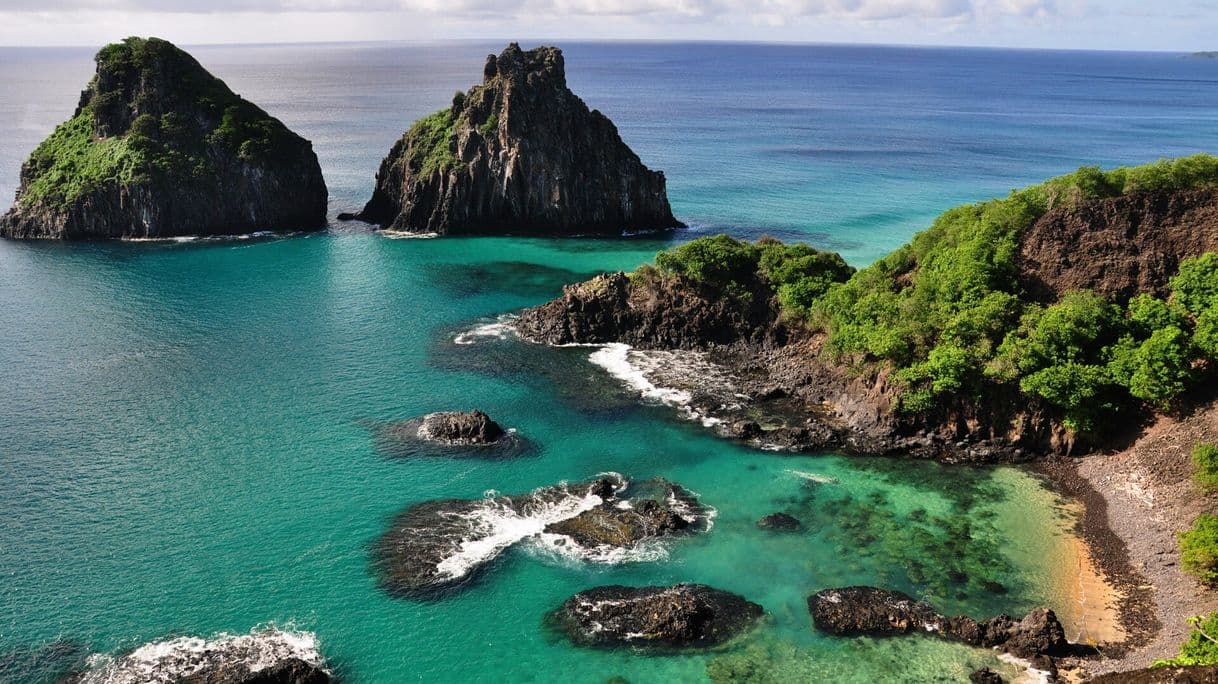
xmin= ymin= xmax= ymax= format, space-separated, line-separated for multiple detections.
xmin=1171 ymin=253 xmax=1218 ymax=316
xmin=1194 ymin=443 xmax=1218 ymax=492
xmin=1181 ymin=514 xmax=1218 ymax=586
xmin=1153 ymin=613 xmax=1218 ymax=667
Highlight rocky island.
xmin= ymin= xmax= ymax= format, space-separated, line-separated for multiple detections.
xmin=0 ymin=37 xmax=327 ymax=240
xmin=348 ymin=43 xmax=681 ymax=236
xmin=518 ymin=155 xmax=1218 ymax=462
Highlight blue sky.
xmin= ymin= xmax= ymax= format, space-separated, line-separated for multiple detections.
xmin=0 ymin=0 xmax=1211 ymax=50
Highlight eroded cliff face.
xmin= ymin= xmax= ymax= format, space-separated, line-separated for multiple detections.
xmin=0 ymin=37 xmax=327 ymax=240
xmin=354 ymin=43 xmax=681 ymax=236
xmin=1018 ymin=188 xmax=1218 ymax=304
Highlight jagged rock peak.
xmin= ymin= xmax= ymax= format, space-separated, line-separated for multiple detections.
xmin=352 ymin=42 xmax=683 ymax=236
xmin=0 ymin=36 xmax=327 ymax=240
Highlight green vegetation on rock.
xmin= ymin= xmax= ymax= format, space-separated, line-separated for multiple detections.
xmin=1181 ymin=514 xmax=1218 ymax=586
xmin=20 ymin=36 xmax=299 ymax=210
xmin=1154 ymin=613 xmax=1218 ymax=667
xmin=652 ymin=234 xmax=854 ymax=310
xmin=1194 ymin=443 xmax=1218 ymax=492
xmin=404 ymin=108 xmax=461 ymax=176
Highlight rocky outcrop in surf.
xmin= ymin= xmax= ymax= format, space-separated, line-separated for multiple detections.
xmin=74 ymin=628 xmax=329 ymax=684
xmin=757 ymin=512 xmax=802 ymax=532
xmin=548 ymin=584 xmax=763 ymax=651
xmin=807 ymin=586 xmax=1069 ymax=660
xmin=350 ymin=43 xmax=681 ymax=236
xmin=372 ymin=474 xmax=710 ymax=598
xmin=417 ymin=410 xmax=506 ymax=445
xmin=0 ymin=37 xmax=326 ymax=240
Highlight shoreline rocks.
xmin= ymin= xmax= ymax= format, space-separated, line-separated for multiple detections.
xmin=1 ymin=37 xmax=326 ymax=240
xmin=548 ymin=584 xmax=763 ymax=650
xmin=351 ymin=43 xmax=682 ymax=236
xmin=808 ymin=586 xmax=1069 ymax=660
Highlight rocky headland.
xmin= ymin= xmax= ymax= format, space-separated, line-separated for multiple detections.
xmin=548 ymin=584 xmax=763 ymax=651
xmin=517 ymin=158 xmax=1218 ymax=463
xmin=0 ymin=37 xmax=327 ymax=240
xmin=349 ymin=43 xmax=681 ymax=236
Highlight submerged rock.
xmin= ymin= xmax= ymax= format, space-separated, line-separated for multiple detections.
xmin=756 ymin=513 xmax=802 ymax=532
xmin=352 ymin=43 xmax=681 ymax=236
xmin=807 ymin=586 xmax=1068 ymax=658
xmin=372 ymin=475 xmax=710 ymax=598
xmin=417 ymin=410 xmax=505 ymax=445
xmin=1 ymin=37 xmax=326 ymax=240
xmin=548 ymin=584 xmax=763 ymax=650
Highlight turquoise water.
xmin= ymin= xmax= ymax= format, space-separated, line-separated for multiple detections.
xmin=2 ymin=42 xmax=1218 ymax=682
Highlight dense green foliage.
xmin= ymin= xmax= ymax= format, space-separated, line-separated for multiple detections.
xmin=405 ymin=108 xmax=461 ymax=176
xmin=803 ymin=156 xmax=1218 ymax=429
xmin=1195 ymin=443 xmax=1218 ymax=492
xmin=1153 ymin=613 xmax=1218 ymax=667
xmin=21 ymin=36 xmax=298 ymax=209
xmin=1181 ymin=514 xmax=1218 ymax=586
xmin=652 ymin=234 xmax=854 ymax=310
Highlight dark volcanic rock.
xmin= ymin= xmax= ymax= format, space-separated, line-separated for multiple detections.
xmin=0 ymin=37 xmax=326 ymax=240
xmin=418 ymin=410 xmax=506 ymax=444
xmin=372 ymin=475 xmax=709 ymax=598
xmin=807 ymin=586 xmax=1068 ymax=658
xmin=548 ymin=584 xmax=763 ymax=650
xmin=181 ymin=657 xmax=330 ymax=684
xmin=543 ymin=478 xmax=706 ymax=548
xmin=757 ymin=512 xmax=802 ymax=532
xmin=354 ymin=43 xmax=681 ymax=236
xmin=969 ymin=668 xmax=1004 ymax=684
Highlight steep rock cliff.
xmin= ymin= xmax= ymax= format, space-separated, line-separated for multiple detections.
xmin=0 ymin=37 xmax=327 ymax=240
xmin=353 ymin=43 xmax=681 ymax=236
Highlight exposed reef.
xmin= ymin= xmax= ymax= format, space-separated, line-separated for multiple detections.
xmin=372 ymin=474 xmax=711 ymax=598
xmin=548 ymin=584 xmax=763 ymax=651
xmin=1 ymin=37 xmax=327 ymax=240
xmin=351 ymin=43 xmax=681 ymax=236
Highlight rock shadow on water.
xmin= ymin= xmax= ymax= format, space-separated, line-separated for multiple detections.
xmin=425 ymin=261 xmax=607 ymax=300
xmin=0 ymin=639 xmax=91 ymax=684
xmin=370 ymin=474 xmax=713 ymax=600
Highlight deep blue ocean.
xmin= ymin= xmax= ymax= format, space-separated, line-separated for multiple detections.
xmin=1 ymin=42 xmax=1217 ymax=683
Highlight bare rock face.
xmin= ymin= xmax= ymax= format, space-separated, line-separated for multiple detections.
xmin=548 ymin=584 xmax=763 ymax=650
xmin=807 ymin=587 xmax=1069 ymax=660
xmin=0 ymin=37 xmax=327 ymax=240
xmin=1018 ymin=188 xmax=1218 ymax=304
xmin=353 ymin=43 xmax=681 ymax=236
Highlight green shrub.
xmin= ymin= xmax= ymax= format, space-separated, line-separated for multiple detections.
xmin=654 ymin=234 xmax=760 ymax=299
xmin=1181 ymin=514 xmax=1218 ymax=586
xmin=1171 ymin=253 xmax=1218 ymax=316
xmin=1194 ymin=443 xmax=1218 ymax=492
xmin=1153 ymin=613 xmax=1218 ymax=667
xmin=1196 ymin=306 xmax=1218 ymax=361
xmin=1124 ymin=326 xmax=1194 ymax=408
xmin=404 ymin=108 xmax=460 ymax=176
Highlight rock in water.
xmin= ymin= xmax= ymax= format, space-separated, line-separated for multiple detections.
xmin=0 ymin=37 xmax=327 ymax=240
xmin=548 ymin=584 xmax=763 ymax=650
xmin=757 ymin=512 xmax=802 ymax=532
xmin=807 ymin=586 xmax=1069 ymax=659
xmin=353 ymin=43 xmax=681 ymax=236
xmin=417 ymin=410 xmax=505 ymax=445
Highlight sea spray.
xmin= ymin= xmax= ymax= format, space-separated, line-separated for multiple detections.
xmin=77 ymin=627 xmax=325 ymax=684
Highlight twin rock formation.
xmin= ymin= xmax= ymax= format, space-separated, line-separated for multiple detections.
xmin=2 ymin=39 xmax=678 ymax=240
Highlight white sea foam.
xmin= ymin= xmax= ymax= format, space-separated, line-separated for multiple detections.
xmin=121 ymin=230 xmax=296 ymax=244
xmin=434 ymin=486 xmax=607 ymax=581
xmin=998 ymin=653 xmax=1052 ymax=684
xmin=785 ymin=469 xmax=840 ymax=485
xmin=380 ymin=230 xmax=439 ymax=239
xmin=78 ymin=627 xmax=324 ymax=684
xmin=454 ymin=315 xmax=519 ymax=345
xmin=587 ymin=344 xmax=729 ymax=427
